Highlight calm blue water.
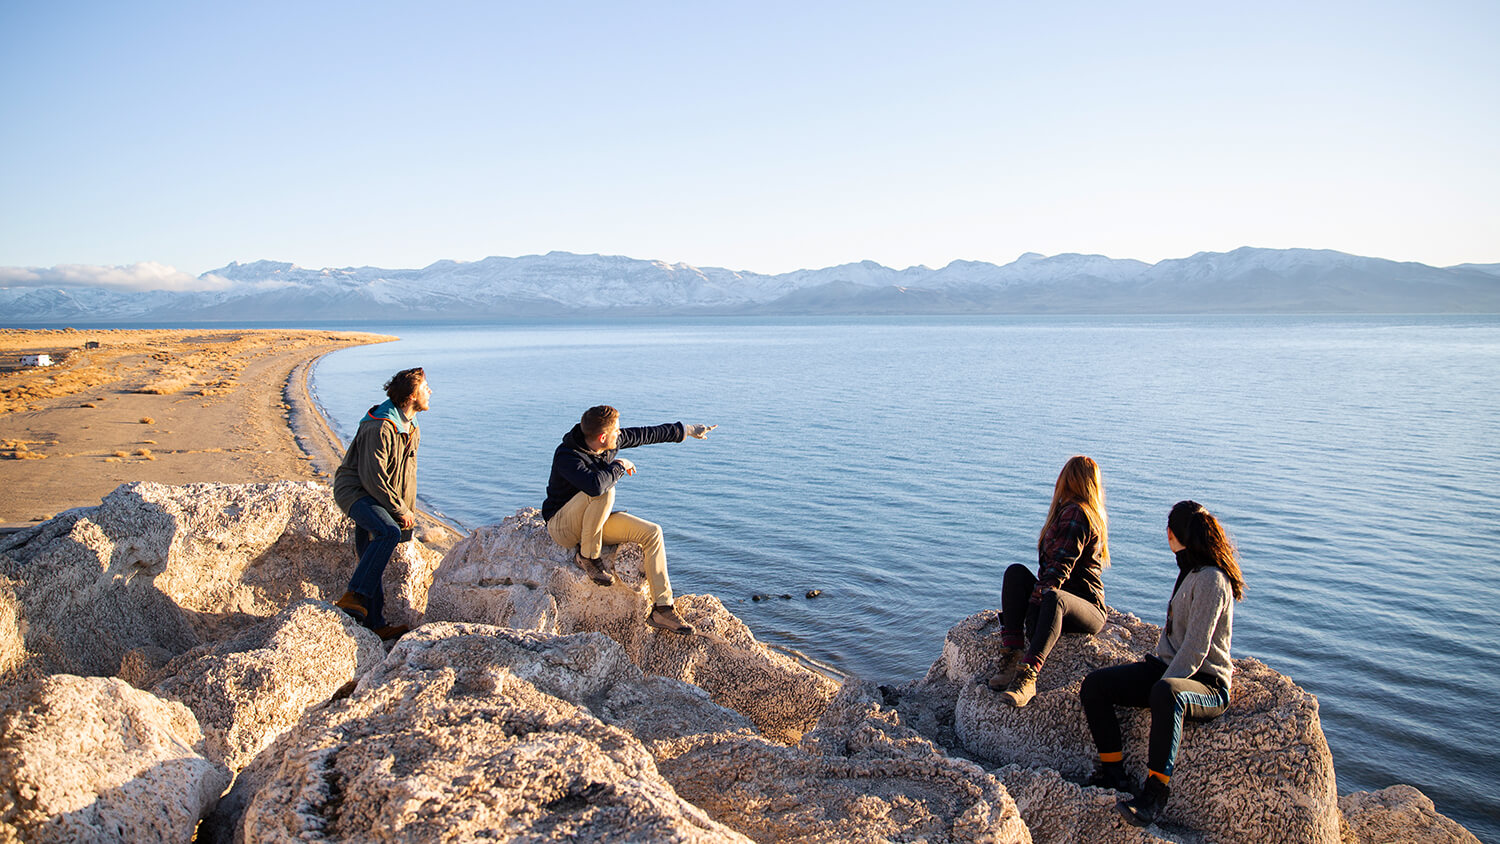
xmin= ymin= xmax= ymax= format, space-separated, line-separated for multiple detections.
xmin=313 ymin=316 xmax=1500 ymax=840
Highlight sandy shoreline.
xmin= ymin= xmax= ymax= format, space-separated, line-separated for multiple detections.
xmin=0 ymin=328 xmax=393 ymax=527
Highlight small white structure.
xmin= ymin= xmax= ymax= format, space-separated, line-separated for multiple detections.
xmin=20 ymin=354 xmax=53 ymax=367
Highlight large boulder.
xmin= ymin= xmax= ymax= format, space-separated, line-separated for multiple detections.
xmin=653 ymin=679 xmax=1032 ymax=843
xmin=915 ymin=609 xmax=1341 ymax=843
xmin=425 ymin=508 xmax=840 ymax=741
xmin=995 ymin=765 xmax=1176 ymax=844
xmin=0 ymin=481 xmax=441 ymax=686
xmin=148 ymin=599 xmax=386 ymax=771
xmin=0 ymin=674 xmax=230 ymax=843
xmin=221 ymin=622 xmax=749 ymax=843
xmin=1339 ymin=785 xmax=1480 ymax=844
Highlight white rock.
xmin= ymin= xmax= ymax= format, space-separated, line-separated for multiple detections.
xmin=1339 ymin=785 xmax=1480 ymax=844
xmin=425 ymin=508 xmax=840 ymax=741
xmin=150 ymin=600 xmax=386 ymax=771
xmin=925 ymin=609 xmax=1341 ymax=843
xmin=0 ymin=481 xmax=441 ymax=685
xmin=224 ymin=622 xmax=749 ymax=843
xmin=0 ymin=674 xmax=229 ymax=843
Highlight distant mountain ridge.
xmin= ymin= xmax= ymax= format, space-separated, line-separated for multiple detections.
xmin=3 ymin=247 xmax=1498 ymax=322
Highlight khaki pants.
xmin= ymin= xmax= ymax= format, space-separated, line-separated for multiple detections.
xmin=546 ymin=488 xmax=672 ymax=606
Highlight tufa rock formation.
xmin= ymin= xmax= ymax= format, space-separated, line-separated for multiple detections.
xmin=0 ymin=480 xmax=442 ymax=687
xmin=220 ymin=623 xmax=751 ymax=843
xmin=0 ymin=485 xmax=1484 ymax=842
xmin=0 ymin=674 xmax=229 ymax=843
xmin=424 ymin=508 xmax=841 ymax=742
xmin=912 ymin=609 xmax=1339 ymax=843
xmin=148 ymin=600 xmax=387 ymax=772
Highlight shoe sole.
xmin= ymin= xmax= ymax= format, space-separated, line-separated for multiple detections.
xmin=1116 ymin=801 xmax=1153 ymax=827
xmin=645 ymin=618 xmax=695 ymax=636
xmin=334 ymin=600 xmax=368 ymax=622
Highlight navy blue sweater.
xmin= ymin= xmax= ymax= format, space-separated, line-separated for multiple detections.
xmin=541 ymin=421 xmax=684 ymax=521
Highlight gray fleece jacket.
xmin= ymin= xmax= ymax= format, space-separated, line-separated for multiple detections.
xmin=1154 ymin=565 xmax=1235 ymax=690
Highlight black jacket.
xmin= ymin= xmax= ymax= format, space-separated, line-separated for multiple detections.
xmin=541 ymin=421 xmax=684 ymax=521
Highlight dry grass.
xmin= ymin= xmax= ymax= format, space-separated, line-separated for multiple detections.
xmin=0 ymin=328 xmax=392 ymax=415
xmin=139 ymin=417 xmax=154 ymax=424
xmin=103 ymin=456 xmax=121 ymax=463
xmin=135 ymin=448 xmax=152 ymax=457
xmin=137 ymin=375 xmax=194 ymax=395
xmin=2 ymin=438 xmax=54 ymax=460
xmin=113 ymin=450 xmax=129 ymax=458
xmin=80 ymin=402 xmax=97 ymax=408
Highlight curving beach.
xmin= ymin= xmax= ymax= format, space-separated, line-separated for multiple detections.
xmin=0 ymin=328 xmax=392 ymax=527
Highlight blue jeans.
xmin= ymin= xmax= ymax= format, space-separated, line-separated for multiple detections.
xmin=347 ymin=496 xmax=403 ymax=628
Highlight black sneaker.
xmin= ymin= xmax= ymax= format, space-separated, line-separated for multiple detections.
xmin=1117 ymin=776 xmax=1170 ymax=827
xmin=1087 ymin=761 xmax=1138 ymax=796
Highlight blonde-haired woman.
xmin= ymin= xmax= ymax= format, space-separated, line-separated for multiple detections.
xmin=983 ymin=455 xmax=1110 ymax=707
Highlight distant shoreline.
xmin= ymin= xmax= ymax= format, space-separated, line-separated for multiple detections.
xmin=0 ymin=328 xmax=392 ymax=527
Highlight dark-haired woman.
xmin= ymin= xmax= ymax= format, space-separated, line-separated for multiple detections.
xmin=1078 ymin=500 xmax=1246 ymax=827
xmin=982 ymin=455 xmax=1110 ymax=707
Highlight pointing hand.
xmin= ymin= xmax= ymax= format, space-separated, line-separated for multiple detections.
xmin=686 ymin=423 xmax=717 ymax=439
xmin=615 ymin=457 xmax=636 ymax=475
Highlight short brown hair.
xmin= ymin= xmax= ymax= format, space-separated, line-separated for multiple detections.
xmin=384 ymin=367 xmax=425 ymax=404
xmin=580 ymin=405 xmax=619 ymax=438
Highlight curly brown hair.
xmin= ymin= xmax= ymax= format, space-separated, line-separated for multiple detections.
xmin=384 ymin=367 xmax=426 ymax=404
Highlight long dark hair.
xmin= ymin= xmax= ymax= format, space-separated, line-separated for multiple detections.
xmin=1168 ymin=500 xmax=1245 ymax=600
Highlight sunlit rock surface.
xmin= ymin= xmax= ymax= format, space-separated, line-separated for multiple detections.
xmin=0 ymin=480 xmax=440 ymax=686
xmin=222 ymin=623 xmax=751 ymax=843
xmin=905 ymin=609 xmax=1340 ymax=843
xmin=148 ymin=599 xmax=386 ymax=771
xmin=1339 ymin=785 xmax=1481 ymax=844
xmin=0 ymin=485 xmax=1482 ymax=842
xmin=0 ymin=674 xmax=229 ymax=843
xmin=425 ymin=508 xmax=840 ymax=741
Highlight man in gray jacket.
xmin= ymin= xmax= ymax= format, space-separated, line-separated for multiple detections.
xmin=332 ymin=367 xmax=430 ymax=639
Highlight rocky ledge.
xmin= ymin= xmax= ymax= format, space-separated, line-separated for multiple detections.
xmin=0 ymin=482 xmax=1480 ymax=843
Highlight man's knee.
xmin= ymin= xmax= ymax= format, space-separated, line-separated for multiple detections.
xmin=370 ymin=519 xmax=403 ymax=541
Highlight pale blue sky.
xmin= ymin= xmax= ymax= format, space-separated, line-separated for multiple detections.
xmin=2 ymin=0 xmax=1496 ymax=278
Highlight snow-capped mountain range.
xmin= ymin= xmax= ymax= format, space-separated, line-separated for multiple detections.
xmin=3 ymin=248 xmax=1498 ymax=323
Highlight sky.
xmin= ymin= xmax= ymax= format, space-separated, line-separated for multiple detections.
xmin=2 ymin=0 xmax=1497 ymax=286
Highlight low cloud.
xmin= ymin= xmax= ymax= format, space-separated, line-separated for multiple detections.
xmin=0 ymin=262 xmax=231 ymax=292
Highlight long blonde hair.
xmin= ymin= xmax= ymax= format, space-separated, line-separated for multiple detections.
xmin=1038 ymin=455 xmax=1110 ymax=565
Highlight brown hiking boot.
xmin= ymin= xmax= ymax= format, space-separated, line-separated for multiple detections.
xmin=646 ymin=604 xmax=695 ymax=636
xmin=574 ymin=550 xmax=616 ymax=586
xmin=371 ymin=624 xmax=409 ymax=641
xmin=983 ymin=646 xmax=1024 ymax=691
xmin=334 ymin=591 xmax=368 ymax=622
xmin=1000 ymin=663 xmax=1039 ymax=707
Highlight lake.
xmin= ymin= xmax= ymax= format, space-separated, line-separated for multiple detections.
xmin=312 ymin=315 xmax=1500 ymax=839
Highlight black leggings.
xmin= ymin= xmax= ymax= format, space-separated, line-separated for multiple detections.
xmin=1001 ymin=563 xmax=1106 ymax=663
xmin=1079 ymin=658 xmax=1230 ymax=777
